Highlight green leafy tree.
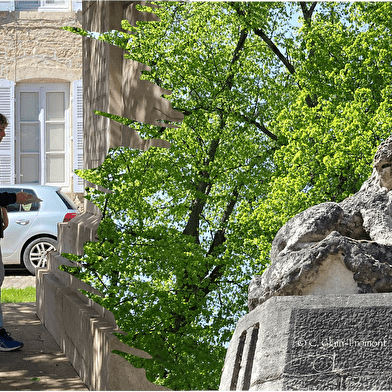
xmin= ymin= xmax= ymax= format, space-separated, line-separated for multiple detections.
xmin=239 ymin=2 xmax=392 ymax=264
xmin=64 ymin=2 xmax=392 ymax=389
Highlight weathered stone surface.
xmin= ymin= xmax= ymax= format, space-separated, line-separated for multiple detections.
xmin=249 ymin=135 xmax=392 ymax=311
xmin=284 ymin=305 xmax=392 ymax=391
xmin=219 ymin=293 xmax=392 ymax=391
xmin=0 ymin=10 xmax=82 ymax=82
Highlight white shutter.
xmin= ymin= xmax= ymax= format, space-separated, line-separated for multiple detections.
xmin=72 ymin=79 xmax=84 ymax=193
xmin=0 ymin=1 xmax=15 ymax=12
xmin=0 ymin=80 xmax=15 ymax=185
xmin=72 ymin=0 xmax=82 ymax=12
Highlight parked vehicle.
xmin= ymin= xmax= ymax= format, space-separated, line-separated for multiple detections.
xmin=0 ymin=185 xmax=78 ymax=275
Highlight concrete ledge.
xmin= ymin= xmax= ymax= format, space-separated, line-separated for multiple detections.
xmin=37 ymin=252 xmax=169 ymax=391
xmin=220 ymin=293 xmax=392 ymax=391
xmin=57 ymin=211 xmax=101 ymax=256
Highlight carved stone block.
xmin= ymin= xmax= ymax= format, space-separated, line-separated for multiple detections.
xmin=220 ymin=294 xmax=392 ymax=390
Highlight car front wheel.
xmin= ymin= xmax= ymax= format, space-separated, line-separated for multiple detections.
xmin=23 ymin=237 xmax=57 ymax=275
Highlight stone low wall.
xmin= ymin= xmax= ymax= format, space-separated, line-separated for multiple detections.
xmin=36 ymin=251 xmax=169 ymax=391
xmin=220 ymin=293 xmax=392 ymax=391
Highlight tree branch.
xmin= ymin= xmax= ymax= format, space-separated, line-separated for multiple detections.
xmin=182 ymin=28 xmax=250 ymax=242
xmin=239 ymin=113 xmax=278 ymax=141
xmin=254 ymin=24 xmax=318 ymax=107
xmin=207 ymin=187 xmax=240 ymax=257
xmin=225 ymin=29 xmax=248 ymax=90
xmin=182 ymin=138 xmax=219 ymax=242
xmin=300 ymin=2 xmax=318 ymax=25
xmin=254 ymin=28 xmax=296 ymax=75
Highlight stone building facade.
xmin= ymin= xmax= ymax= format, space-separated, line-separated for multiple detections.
xmin=0 ymin=0 xmax=83 ymax=206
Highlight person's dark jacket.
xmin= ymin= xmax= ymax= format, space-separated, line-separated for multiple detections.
xmin=0 ymin=192 xmax=16 ymax=207
xmin=0 ymin=192 xmax=16 ymax=238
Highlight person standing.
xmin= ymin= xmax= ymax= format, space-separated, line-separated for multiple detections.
xmin=0 ymin=114 xmax=34 ymax=351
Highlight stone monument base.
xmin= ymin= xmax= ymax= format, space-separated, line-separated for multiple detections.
xmin=220 ymin=293 xmax=392 ymax=390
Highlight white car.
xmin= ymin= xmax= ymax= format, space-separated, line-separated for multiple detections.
xmin=0 ymin=185 xmax=78 ymax=275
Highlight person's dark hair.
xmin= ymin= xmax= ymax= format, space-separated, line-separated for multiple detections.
xmin=0 ymin=113 xmax=8 ymax=127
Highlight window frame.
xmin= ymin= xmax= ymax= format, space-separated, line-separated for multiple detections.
xmin=15 ymin=83 xmax=70 ymax=189
xmin=15 ymin=0 xmax=70 ymax=12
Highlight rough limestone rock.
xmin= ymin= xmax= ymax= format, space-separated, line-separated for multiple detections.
xmin=249 ymin=135 xmax=392 ymax=311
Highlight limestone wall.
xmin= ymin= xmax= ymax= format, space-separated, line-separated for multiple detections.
xmin=0 ymin=9 xmax=82 ymax=82
xmin=82 ymin=0 xmax=123 ymax=173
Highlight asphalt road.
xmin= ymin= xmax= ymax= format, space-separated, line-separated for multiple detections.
xmin=4 ymin=265 xmax=32 ymax=276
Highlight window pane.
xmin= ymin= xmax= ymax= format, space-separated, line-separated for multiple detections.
xmin=20 ymin=189 xmax=39 ymax=212
xmin=20 ymin=92 xmax=39 ymax=121
xmin=44 ymin=0 xmax=66 ymax=4
xmin=21 ymin=124 xmax=39 ymax=153
xmin=46 ymin=123 xmax=64 ymax=152
xmin=21 ymin=155 xmax=39 ymax=183
xmin=15 ymin=1 xmax=39 ymax=10
xmin=46 ymin=92 xmax=65 ymax=121
xmin=46 ymin=154 xmax=65 ymax=183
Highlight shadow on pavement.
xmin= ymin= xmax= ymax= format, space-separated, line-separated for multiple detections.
xmin=0 ymin=303 xmax=88 ymax=391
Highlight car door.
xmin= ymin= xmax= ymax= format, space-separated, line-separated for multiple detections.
xmin=0 ymin=187 xmax=40 ymax=263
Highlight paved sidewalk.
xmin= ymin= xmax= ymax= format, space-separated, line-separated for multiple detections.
xmin=0 ymin=303 xmax=88 ymax=391
xmin=2 ymin=275 xmax=36 ymax=289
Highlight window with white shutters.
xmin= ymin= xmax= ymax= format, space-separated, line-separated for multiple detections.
xmin=72 ymin=79 xmax=84 ymax=193
xmin=16 ymin=83 xmax=69 ymax=187
xmin=0 ymin=80 xmax=15 ymax=185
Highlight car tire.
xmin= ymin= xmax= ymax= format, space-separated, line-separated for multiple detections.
xmin=23 ymin=237 xmax=57 ymax=275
